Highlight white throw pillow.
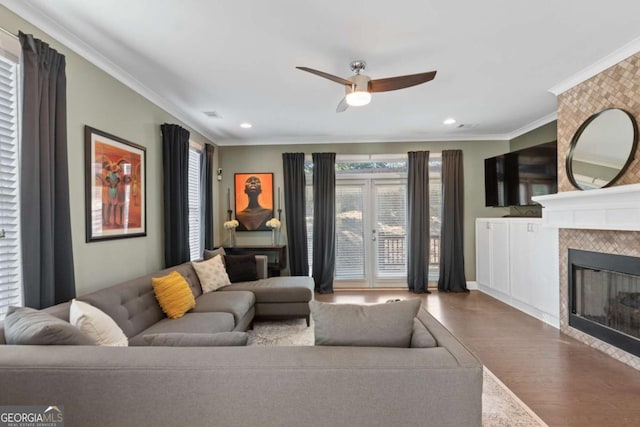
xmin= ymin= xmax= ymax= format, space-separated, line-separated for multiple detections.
xmin=69 ymin=299 xmax=128 ymax=346
xmin=192 ymin=254 xmax=232 ymax=293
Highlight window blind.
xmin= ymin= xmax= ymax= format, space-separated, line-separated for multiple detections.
xmin=188 ymin=147 xmax=202 ymax=261
xmin=375 ymin=182 xmax=407 ymax=277
xmin=0 ymin=50 xmax=21 ymax=319
xmin=335 ymin=184 xmax=365 ymax=279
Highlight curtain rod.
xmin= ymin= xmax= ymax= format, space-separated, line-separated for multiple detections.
xmin=0 ymin=26 xmax=18 ymax=40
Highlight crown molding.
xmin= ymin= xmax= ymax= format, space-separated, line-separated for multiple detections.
xmin=214 ymin=132 xmax=512 ymax=147
xmin=1 ymin=0 xmax=219 ymax=143
xmin=503 ymin=111 xmax=558 ymax=141
xmin=549 ymin=35 xmax=640 ymax=96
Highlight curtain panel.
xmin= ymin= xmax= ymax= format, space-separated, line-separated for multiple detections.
xmin=438 ymin=150 xmax=468 ymax=292
xmin=312 ymin=153 xmax=336 ymax=293
xmin=282 ymin=153 xmax=309 ymax=276
xmin=203 ymin=144 xmax=215 ymax=250
xmin=161 ymin=123 xmax=191 ymax=267
xmin=407 ymin=151 xmax=430 ymax=294
xmin=19 ymin=32 xmax=76 ymax=308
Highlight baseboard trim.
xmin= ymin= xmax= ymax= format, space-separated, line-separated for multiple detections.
xmin=477 ymin=284 xmax=559 ymax=329
xmin=466 ymin=281 xmax=479 ymax=290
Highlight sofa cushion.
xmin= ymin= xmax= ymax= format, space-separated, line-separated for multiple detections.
xmin=192 ymin=255 xmax=231 ymax=293
xmin=128 ymin=312 xmax=235 ymax=346
xmin=152 ymin=271 xmax=196 ymax=319
xmin=220 ymin=277 xmax=314 ymax=303
xmin=410 ymin=318 xmax=437 ymax=348
xmin=4 ymin=307 xmax=95 ymax=345
xmin=70 ymin=300 xmax=128 ymax=346
xmin=191 ymin=291 xmax=255 ymax=324
xmin=143 ymin=332 xmax=248 ymax=347
xmin=224 ymin=254 xmax=258 ymax=283
xmin=310 ymin=299 xmax=421 ymax=347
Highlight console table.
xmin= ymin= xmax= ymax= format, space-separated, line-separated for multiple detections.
xmin=223 ymin=245 xmax=287 ymax=277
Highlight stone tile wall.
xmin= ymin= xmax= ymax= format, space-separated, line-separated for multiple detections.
xmin=557 ymin=52 xmax=640 ymax=370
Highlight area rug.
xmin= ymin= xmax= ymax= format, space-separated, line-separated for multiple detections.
xmin=248 ymin=319 xmax=548 ymax=427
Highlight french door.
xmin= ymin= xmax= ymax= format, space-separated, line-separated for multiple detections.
xmin=334 ymin=179 xmax=407 ymax=287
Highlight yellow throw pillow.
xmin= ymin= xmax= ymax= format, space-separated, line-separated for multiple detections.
xmin=152 ymin=271 xmax=196 ymax=319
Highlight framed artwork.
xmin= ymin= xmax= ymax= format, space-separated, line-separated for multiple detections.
xmin=234 ymin=172 xmax=274 ymax=231
xmin=85 ymin=126 xmax=146 ymax=242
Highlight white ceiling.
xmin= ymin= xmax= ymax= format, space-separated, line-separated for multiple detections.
xmin=4 ymin=0 xmax=640 ymax=146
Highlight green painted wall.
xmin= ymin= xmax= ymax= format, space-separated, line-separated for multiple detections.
xmin=510 ymin=120 xmax=557 ymax=151
xmin=0 ymin=6 xmax=217 ymax=295
xmin=219 ymin=140 xmax=511 ymax=282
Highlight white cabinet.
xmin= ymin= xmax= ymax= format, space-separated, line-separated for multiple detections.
xmin=476 ymin=219 xmax=510 ymax=294
xmin=475 ymin=218 xmax=559 ymax=328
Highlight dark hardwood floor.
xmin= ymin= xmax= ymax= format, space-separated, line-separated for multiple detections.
xmin=315 ymin=289 xmax=640 ymax=427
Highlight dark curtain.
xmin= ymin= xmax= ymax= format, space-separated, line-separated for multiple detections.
xmin=19 ymin=32 xmax=76 ymax=309
xmin=438 ymin=150 xmax=468 ymax=292
xmin=282 ymin=153 xmax=309 ymax=276
xmin=312 ymin=153 xmax=335 ymax=293
xmin=161 ymin=123 xmax=190 ymax=267
xmin=407 ymin=151 xmax=430 ymax=294
xmin=202 ymin=144 xmax=215 ymax=250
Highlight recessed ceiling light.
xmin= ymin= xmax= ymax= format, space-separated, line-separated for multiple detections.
xmin=443 ymin=118 xmax=456 ymax=125
xmin=240 ymin=122 xmax=252 ymax=129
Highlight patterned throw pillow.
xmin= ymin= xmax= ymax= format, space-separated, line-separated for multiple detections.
xmin=151 ymin=271 xmax=196 ymax=319
xmin=192 ymin=254 xmax=231 ymax=293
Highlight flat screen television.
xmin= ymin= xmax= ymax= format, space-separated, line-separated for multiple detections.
xmin=484 ymin=141 xmax=557 ymax=207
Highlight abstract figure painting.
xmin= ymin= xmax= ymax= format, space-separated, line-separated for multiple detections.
xmin=85 ymin=126 xmax=146 ymax=242
xmin=234 ymin=173 xmax=274 ymax=231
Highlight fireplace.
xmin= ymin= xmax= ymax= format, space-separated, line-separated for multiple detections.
xmin=568 ymin=249 xmax=640 ymax=357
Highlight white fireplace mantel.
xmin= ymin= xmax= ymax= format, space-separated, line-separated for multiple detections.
xmin=532 ymin=183 xmax=640 ymax=231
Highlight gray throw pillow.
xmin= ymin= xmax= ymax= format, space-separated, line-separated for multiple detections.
xmin=203 ymin=247 xmax=226 ymax=260
xmin=410 ymin=318 xmax=437 ymax=348
xmin=4 ymin=306 xmax=95 ymax=345
xmin=310 ymin=299 xmax=421 ymax=347
xmin=142 ymin=332 xmax=248 ymax=347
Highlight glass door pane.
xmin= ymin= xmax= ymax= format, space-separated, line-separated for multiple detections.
xmin=374 ymin=181 xmax=407 ymax=280
xmin=335 ymin=182 xmax=366 ymax=280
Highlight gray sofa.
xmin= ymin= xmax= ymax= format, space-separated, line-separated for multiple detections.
xmin=0 ymin=255 xmax=314 ymax=345
xmin=0 ymin=257 xmax=483 ymax=426
xmin=0 ymin=307 xmax=482 ymax=426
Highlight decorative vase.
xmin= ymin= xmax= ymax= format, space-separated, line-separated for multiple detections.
xmin=271 ymin=228 xmax=280 ymax=246
xmin=226 ymin=228 xmax=236 ymax=247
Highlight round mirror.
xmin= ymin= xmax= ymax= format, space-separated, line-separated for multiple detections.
xmin=567 ymin=108 xmax=638 ymax=190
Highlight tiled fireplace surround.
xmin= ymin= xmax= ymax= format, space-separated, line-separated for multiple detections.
xmin=555 ymin=52 xmax=640 ymax=370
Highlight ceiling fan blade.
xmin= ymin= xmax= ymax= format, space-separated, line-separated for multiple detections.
xmin=336 ymin=96 xmax=349 ymax=113
xmin=296 ymin=66 xmax=353 ymax=86
xmin=368 ymin=71 xmax=437 ymax=93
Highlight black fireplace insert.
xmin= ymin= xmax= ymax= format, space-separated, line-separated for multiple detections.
xmin=568 ymin=249 xmax=640 ymax=357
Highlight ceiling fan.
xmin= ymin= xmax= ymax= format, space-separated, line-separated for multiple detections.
xmin=296 ymin=60 xmax=437 ymax=112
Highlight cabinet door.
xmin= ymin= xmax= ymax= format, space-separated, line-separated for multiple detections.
xmin=476 ymin=220 xmax=492 ymax=287
xmin=509 ymin=222 xmax=535 ymax=304
xmin=531 ymin=225 xmax=559 ymax=317
xmin=490 ymin=221 xmax=510 ymax=294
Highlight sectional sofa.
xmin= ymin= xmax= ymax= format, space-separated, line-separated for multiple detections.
xmin=0 ymin=255 xmax=483 ymax=426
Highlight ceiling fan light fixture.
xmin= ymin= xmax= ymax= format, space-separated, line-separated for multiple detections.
xmin=346 ymin=90 xmax=371 ymax=107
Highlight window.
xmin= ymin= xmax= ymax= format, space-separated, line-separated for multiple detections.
xmin=0 ymin=32 xmax=22 ymax=319
xmin=187 ymin=144 xmax=202 ymax=261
